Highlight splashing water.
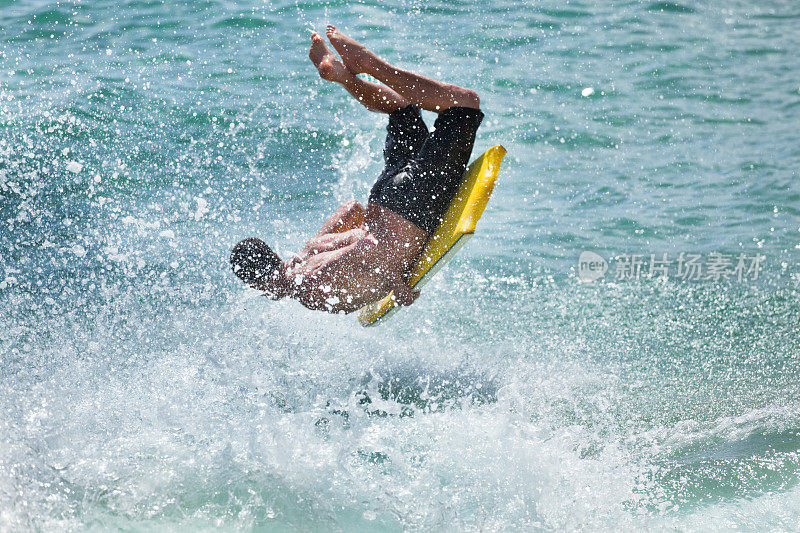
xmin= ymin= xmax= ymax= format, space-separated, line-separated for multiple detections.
xmin=1 ymin=0 xmax=799 ymax=530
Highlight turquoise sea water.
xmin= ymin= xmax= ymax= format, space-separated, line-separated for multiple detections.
xmin=2 ymin=0 xmax=800 ymax=529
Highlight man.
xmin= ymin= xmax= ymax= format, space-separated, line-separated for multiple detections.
xmin=230 ymin=26 xmax=483 ymax=314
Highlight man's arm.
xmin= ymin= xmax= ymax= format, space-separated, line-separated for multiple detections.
xmin=286 ymin=203 xmax=369 ymax=268
xmin=313 ymin=200 xmax=366 ymax=237
xmin=301 ymin=228 xmax=374 ymax=257
xmin=285 ymin=228 xmax=366 ymax=270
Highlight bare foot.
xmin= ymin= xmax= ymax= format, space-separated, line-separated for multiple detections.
xmin=308 ymin=32 xmax=349 ymax=83
xmin=326 ymin=25 xmax=374 ymax=74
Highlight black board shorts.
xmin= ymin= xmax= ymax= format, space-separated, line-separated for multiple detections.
xmin=368 ymin=104 xmax=484 ymax=234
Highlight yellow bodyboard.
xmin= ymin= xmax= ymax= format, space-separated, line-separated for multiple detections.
xmin=358 ymin=145 xmax=507 ymax=326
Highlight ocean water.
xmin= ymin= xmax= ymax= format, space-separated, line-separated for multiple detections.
xmin=1 ymin=0 xmax=800 ymax=530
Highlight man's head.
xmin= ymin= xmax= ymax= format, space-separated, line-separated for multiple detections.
xmin=230 ymin=238 xmax=291 ymax=299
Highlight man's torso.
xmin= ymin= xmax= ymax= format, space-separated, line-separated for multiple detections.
xmin=286 ymin=202 xmax=427 ymax=313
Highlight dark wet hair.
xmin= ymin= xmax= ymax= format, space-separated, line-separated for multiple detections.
xmin=230 ymin=238 xmax=282 ymax=285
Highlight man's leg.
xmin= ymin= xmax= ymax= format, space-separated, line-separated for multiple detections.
xmin=309 ymin=33 xmax=409 ymax=114
xmin=326 ymin=25 xmax=480 ymax=113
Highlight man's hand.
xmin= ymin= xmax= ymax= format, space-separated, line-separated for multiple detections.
xmin=300 ymin=227 xmax=368 ymax=257
xmin=389 ymin=275 xmax=421 ymax=307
